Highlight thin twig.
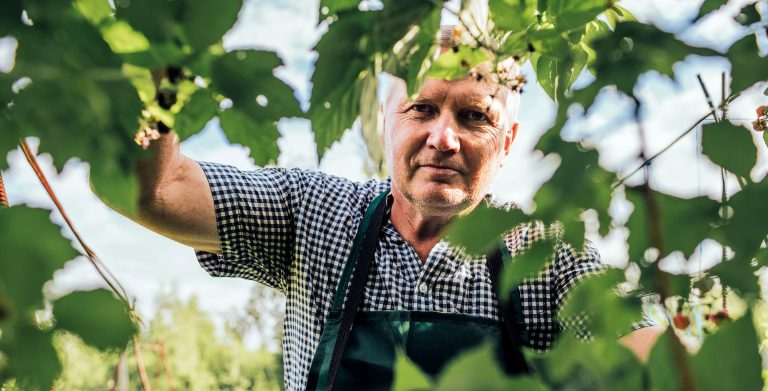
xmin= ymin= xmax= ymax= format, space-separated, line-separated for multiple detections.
xmin=696 ymin=74 xmax=718 ymax=123
xmin=133 ymin=335 xmax=152 ymax=391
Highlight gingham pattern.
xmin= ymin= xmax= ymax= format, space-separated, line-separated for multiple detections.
xmin=193 ymin=161 xmax=656 ymax=391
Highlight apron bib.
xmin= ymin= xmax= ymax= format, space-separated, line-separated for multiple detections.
xmin=306 ymin=190 xmax=532 ymax=391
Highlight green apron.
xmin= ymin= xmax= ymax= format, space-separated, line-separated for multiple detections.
xmin=306 ymin=190 xmax=532 ymax=391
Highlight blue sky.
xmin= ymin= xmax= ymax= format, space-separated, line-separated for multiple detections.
xmin=1 ymin=0 xmax=767 ymax=348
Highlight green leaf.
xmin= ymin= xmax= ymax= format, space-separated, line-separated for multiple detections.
xmin=0 ymin=207 xmax=79 ymax=316
xmin=52 ymin=289 xmax=135 ymax=351
xmin=533 ymin=141 xmax=614 ymax=246
xmin=174 ymin=89 xmax=219 ymax=140
xmin=114 ymin=0 xmax=181 ymax=43
xmin=181 ymin=0 xmax=242 ymax=52
xmin=603 ymin=5 xmax=637 ymax=29
xmin=721 ymin=180 xmax=768 ymax=262
xmin=707 ymin=258 xmax=760 ymax=298
xmin=211 ymin=50 xmax=301 ymax=123
xmin=489 ymin=0 xmax=537 ymax=32
xmin=625 ymin=187 xmax=719 ymax=261
xmin=391 ymin=349 xmax=433 ymax=391
xmin=0 ymin=326 xmax=61 ymax=390
xmin=703 ymin=121 xmax=756 ymax=179
xmin=434 ymin=343 xmax=548 ymax=391
xmin=536 ymin=55 xmax=560 ymax=101
xmin=647 ymin=329 xmax=690 ymax=391
xmin=695 ymin=0 xmax=725 ymax=21
xmin=691 ymin=311 xmax=763 ymax=391
xmin=500 ymin=238 xmax=554 ymax=298
xmin=382 ymin=7 xmax=441 ymax=98
xmin=726 ymin=34 xmax=767 ymax=95
xmin=547 ymin=0 xmax=611 ymax=31
xmin=444 ymin=204 xmax=528 ymax=255
xmin=426 ymin=45 xmax=491 ymax=81
xmin=557 ymin=268 xmax=642 ymax=337
xmin=0 ymin=0 xmax=23 ymax=35
xmin=534 ymin=335 xmax=642 ymax=390
xmin=218 ymin=108 xmax=280 ymax=166
xmin=311 ymin=0 xmax=438 ymax=157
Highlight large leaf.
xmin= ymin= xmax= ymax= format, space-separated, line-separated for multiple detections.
xmin=218 ymin=108 xmax=280 ymax=166
xmin=211 ymin=50 xmax=301 ymax=123
xmin=489 ymin=0 xmax=536 ymax=32
xmin=691 ymin=311 xmax=763 ymax=391
xmin=533 ymin=334 xmax=643 ymax=390
xmin=557 ymin=268 xmax=642 ymax=338
xmin=625 ymin=187 xmax=719 ymax=261
xmin=0 ymin=207 xmax=78 ymax=318
xmin=500 ymin=238 xmax=554 ymax=298
xmin=391 ymin=349 xmax=433 ymax=391
xmin=533 ymin=140 xmax=614 ymax=247
xmin=434 ymin=343 xmax=548 ymax=391
xmin=425 ymin=45 xmax=491 ymax=81
xmin=0 ymin=326 xmax=61 ymax=390
xmin=174 ymin=89 xmax=219 ymax=141
xmin=52 ymin=289 xmax=136 ymax=351
xmin=726 ymin=34 xmax=767 ymax=95
xmin=647 ymin=329 xmax=691 ymax=391
xmin=443 ymin=204 xmax=528 ymax=255
xmin=721 ymin=180 xmax=768 ymax=262
xmin=707 ymin=258 xmax=760 ymax=298
xmin=181 ymin=0 xmax=242 ymax=52
xmin=702 ymin=121 xmax=756 ymax=179
xmin=547 ymin=0 xmax=611 ymax=31
xmin=311 ymin=0 xmax=437 ymax=157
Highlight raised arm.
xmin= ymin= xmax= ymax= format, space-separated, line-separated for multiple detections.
xmin=116 ymin=131 xmax=221 ymax=254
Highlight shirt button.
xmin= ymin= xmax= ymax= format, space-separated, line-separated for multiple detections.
xmin=418 ymin=283 xmax=429 ymax=294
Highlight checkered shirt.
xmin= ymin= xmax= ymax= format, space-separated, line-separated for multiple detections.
xmin=193 ymin=161 xmax=657 ymax=391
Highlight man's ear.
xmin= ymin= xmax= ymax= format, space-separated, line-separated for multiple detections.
xmin=504 ymin=122 xmax=518 ymax=155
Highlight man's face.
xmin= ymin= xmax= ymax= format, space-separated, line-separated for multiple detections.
xmin=383 ymin=74 xmax=519 ymax=217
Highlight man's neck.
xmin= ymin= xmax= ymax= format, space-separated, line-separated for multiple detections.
xmin=389 ymin=191 xmax=453 ymax=263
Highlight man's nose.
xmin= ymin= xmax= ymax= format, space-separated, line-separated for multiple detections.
xmin=426 ymin=113 xmax=460 ymax=153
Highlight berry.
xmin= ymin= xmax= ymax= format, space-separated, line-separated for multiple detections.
xmin=673 ymin=313 xmax=690 ymax=330
xmin=712 ymin=310 xmax=730 ymax=326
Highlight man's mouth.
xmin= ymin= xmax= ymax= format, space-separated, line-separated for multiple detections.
xmin=419 ymin=164 xmax=462 ymax=175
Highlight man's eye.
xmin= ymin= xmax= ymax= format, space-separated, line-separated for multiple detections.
xmin=412 ymin=104 xmax=434 ymax=113
xmin=464 ymin=110 xmax=487 ymax=122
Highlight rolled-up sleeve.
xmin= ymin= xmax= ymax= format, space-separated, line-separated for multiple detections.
xmin=193 ymin=161 xmax=308 ymax=292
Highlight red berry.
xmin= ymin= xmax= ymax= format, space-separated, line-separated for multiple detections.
xmin=712 ymin=310 xmax=730 ymax=326
xmin=673 ymin=313 xmax=690 ymax=330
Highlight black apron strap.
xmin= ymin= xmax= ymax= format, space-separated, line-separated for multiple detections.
xmin=487 ymin=245 xmax=531 ymax=375
xmin=324 ymin=191 xmax=389 ymax=390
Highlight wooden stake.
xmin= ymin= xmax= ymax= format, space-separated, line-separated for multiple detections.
xmin=133 ymin=336 xmax=152 ymax=391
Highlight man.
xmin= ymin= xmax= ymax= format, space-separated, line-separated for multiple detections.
xmin=128 ymin=34 xmax=664 ymax=391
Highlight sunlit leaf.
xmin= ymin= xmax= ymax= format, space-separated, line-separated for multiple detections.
xmin=702 ymin=121 xmax=756 ymax=179
xmin=391 ymin=348 xmax=433 ymax=391
xmin=426 ymin=45 xmax=490 ymax=81
xmin=489 ymin=0 xmax=536 ymax=32
xmin=74 ymin=0 xmax=114 ymax=26
xmin=547 ymin=0 xmax=610 ymax=31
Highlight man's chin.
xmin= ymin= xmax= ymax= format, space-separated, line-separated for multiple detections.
xmin=412 ymin=187 xmax=469 ymax=213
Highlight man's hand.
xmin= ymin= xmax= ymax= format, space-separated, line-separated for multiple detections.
xmin=618 ymin=325 xmax=700 ymax=363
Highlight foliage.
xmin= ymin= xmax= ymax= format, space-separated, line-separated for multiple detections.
xmin=1 ymin=0 xmax=767 ymax=389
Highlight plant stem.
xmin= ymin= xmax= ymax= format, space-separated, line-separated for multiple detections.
xmin=633 ymin=98 xmax=697 ymax=391
xmin=0 ymin=171 xmax=8 ymax=207
xmin=133 ymin=335 xmax=152 ymax=391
